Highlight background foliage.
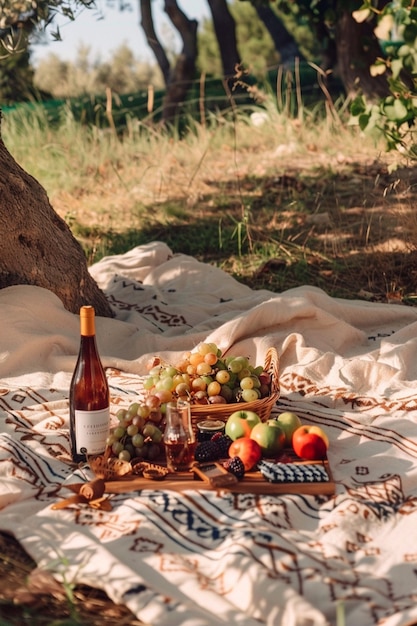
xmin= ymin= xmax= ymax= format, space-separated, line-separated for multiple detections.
xmin=2 ymin=1 xmax=417 ymax=156
xmin=1 ymin=1 xmax=320 ymax=102
xmin=351 ymin=1 xmax=417 ymax=154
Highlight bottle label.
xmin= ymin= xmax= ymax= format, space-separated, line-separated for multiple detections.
xmin=74 ymin=407 xmax=110 ymax=456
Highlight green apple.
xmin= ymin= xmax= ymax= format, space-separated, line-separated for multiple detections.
xmin=276 ymin=411 xmax=302 ymax=447
xmin=225 ymin=410 xmax=261 ymax=441
xmin=250 ymin=419 xmax=286 ymax=457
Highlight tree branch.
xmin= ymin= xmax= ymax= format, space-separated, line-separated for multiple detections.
xmin=161 ymin=0 xmax=198 ymax=122
xmin=207 ymin=0 xmax=240 ymax=79
xmin=139 ymin=0 xmax=170 ymax=86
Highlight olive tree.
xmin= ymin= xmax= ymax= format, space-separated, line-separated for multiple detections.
xmin=140 ymin=0 xmax=198 ymax=121
xmin=0 ymin=1 xmax=113 ymax=316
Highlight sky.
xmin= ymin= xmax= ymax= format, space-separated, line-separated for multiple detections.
xmin=30 ymin=0 xmax=211 ymax=66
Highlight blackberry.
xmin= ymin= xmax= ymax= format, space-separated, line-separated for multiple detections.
xmin=211 ymin=433 xmax=232 ymax=459
xmin=194 ymin=440 xmax=219 ymax=463
xmin=223 ymin=456 xmax=245 ymax=480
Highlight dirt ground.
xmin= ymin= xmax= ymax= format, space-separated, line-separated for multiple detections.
xmin=0 ymin=531 xmax=145 ymax=625
xmin=49 ymin=145 xmax=417 ymax=305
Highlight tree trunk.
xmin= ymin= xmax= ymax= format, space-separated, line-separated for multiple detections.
xmin=0 ymin=129 xmax=113 ymax=317
xmin=335 ymin=9 xmax=389 ymax=99
xmin=255 ymin=5 xmax=305 ymax=67
xmin=207 ymin=0 xmax=240 ymax=80
xmin=139 ymin=0 xmax=171 ymax=86
xmin=161 ymin=0 xmax=198 ymax=122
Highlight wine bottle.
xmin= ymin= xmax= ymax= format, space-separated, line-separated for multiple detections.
xmin=69 ymin=305 xmax=110 ymax=463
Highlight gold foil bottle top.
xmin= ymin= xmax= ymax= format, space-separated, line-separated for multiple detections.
xmin=79 ymin=305 xmax=95 ymax=337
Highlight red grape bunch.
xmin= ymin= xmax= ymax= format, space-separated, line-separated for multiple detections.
xmin=107 ymin=402 xmax=164 ymax=462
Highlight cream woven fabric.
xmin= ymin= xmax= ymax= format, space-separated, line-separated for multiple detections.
xmin=0 ymin=241 xmax=417 ymax=626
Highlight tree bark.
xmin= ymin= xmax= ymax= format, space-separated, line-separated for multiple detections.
xmin=139 ymin=0 xmax=171 ymax=86
xmin=0 ymin=129 xmax=113 ymax=317
xmin=255 ymin=5 xmax=305 ymax=67
xmin=335 ymin=9 xmax=389 ymax=99
xmin=207 ymin=0 xmax=240 ymax=80
xmin=161 ymin=0 xmax=198 ymax=122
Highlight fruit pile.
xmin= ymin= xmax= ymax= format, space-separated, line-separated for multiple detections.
xmin=106 ymin=396 xmax=330 ymax=485
xmin=193 ymin=409 xmax=330 ymax=480
xmin=193 ymin=432 xmax=245 ymax=479
xmin=106 ymin=402 xmax=165 ymax=462
xmin=105 ymin=343 xmax=275 ymax=464
xmin=143 ymin=342 xmax=273 ymax=406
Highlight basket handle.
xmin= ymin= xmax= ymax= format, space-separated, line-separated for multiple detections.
xmin=265 ymin=347 xmax=279 ymax=395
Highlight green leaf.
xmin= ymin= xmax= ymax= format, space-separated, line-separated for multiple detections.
xmin=358 ymin=112 xmax=371 ymax=131
xmin=352 ymin=9 xmax=371 ymax=24
xmin=350 ymin=95 xmax=366 ymax=117
xmin=370 ymin=62 xmax=387 ymax=77
xmin=390 ymin=58 xmax=404 ymax=79
xmin=402 ymin=52 xmax=417 ymax=73
xmin=383 ymin=98 xmax=409 ymax=122
xmin=398 ymin=44 xmax=411 ymax=57
xmin=403 ymin=22 xmax=417 ymax=46
xmin=374 ymin=14 xmax=395 ymax=41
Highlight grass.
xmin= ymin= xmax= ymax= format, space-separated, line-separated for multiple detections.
xmin=1 ymin=88 xmax=417 ymax=624
xmin=5 ymin=95 xmax=416 ymax=303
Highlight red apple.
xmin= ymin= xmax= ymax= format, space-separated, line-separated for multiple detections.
xmin=276 ymin=411 xmax=302 ymax=447
xmin=225 ymin=410 xmax=261 ymax=441
xmin=228 ymin=437 xmax=262 ymax=471
xmin=250 ymin=419 xmax=286 ymax=457
xmin=292 ymin=425 xmax=329 ymax=460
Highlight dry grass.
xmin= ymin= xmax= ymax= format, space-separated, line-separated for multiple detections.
xmin=2 ymin=97 xmax=417 ymax=624
xmin=36 ymin=115 xmax=417 ymax=304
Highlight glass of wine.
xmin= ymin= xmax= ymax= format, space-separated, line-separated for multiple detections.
xmin=163 ymin=399 xmax=196 ymax=472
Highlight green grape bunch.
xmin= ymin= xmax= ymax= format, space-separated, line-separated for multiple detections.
xmin=144 ymin=342 xmax=273 ymax=407
xmin=107 ymin=401 xmax=165 ymax=463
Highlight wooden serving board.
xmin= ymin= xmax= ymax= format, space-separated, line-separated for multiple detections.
xmin=104 ymin=460 xmax=335 ymax=496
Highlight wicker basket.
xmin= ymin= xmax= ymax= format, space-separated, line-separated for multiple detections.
xmin=189 ymin=347 xmax=280 ymax=429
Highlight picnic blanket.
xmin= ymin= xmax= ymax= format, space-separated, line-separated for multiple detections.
xmin=1 ymin=240 xmax=417 ymax=626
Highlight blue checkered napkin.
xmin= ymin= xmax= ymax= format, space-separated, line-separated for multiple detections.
xmin=258 ymin=460 xmax=329 ymax=483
